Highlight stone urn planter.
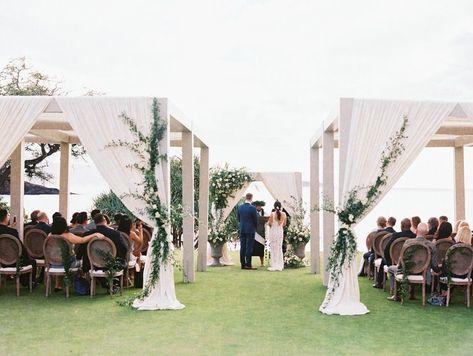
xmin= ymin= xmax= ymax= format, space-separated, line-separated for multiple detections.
xmin=294 ymin=242 xmax=307 ymax=260
xmin=209 ymin=242 xmax=224 ymax=267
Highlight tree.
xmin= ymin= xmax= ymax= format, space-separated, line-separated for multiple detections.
xmin=92 ymin=190 xmax=133 ymax=218
xmin=0 ymin=57 xmax=86 ymax=193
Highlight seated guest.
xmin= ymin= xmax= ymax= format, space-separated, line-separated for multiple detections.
xmin=103 ymin=214 xmax=111 ymax=226
xmin=387 ymin=223 xmax=438 ymax=300
xmin=24 ymin=210 xmax=40 ymax=227
xmin=0 ymin=209 xmax=37 ymax=286
xmin=69 ymin=212 xmax=79 ymax=228
xmin=411 ymin=216 xmax=421 ymax=234
xmin=49 ymin=217 xmax=101 ymax=292
xmin=52 ymin=212 xmax=62 ymax=221
xmin=83 ymin=213 xmax=127 ymax=269
xmin=428 ymin=217 xmax=439 ymax=235
xmin=35 ymin=212 xmax=52 ymax=234
xmin=451 ymin=220 xmax=463 ymax=239
xmin=111 ymin=213 xmax=124 ymax=230
xmin=385 ymin=217 xmax=397 ymax=233
xmin=69 ymin=211 xmax=89 ymax=236
xmin=455 ymin=221 xmax=471 ymax=243
xmin=373 ymin=218 xmax=415 ymax=289
xmin=439 ymin=215 xmax=448 ymax=224
xmin=117 ymin=216 xmax=143 ymax=264
xmin=375 ymin=216 xmax=387 ymax=231
xmin=86 ymin=209 xmax=101 ymax=230
xmin=434 ymin=221 xmax=453 ymax=241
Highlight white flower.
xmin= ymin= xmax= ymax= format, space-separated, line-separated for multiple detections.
xmin=155 ymin=211 xmax=161 ymax=218
xmin=348 ymin=214 xmax=354 ymax=222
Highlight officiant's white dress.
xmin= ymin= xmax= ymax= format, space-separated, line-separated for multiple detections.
xmin=268 ymin=212 xmax=285 ymax=271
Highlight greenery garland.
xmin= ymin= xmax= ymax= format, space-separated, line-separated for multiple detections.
xmin=286 ymin=197 xmax=310 ymax=249
xmin=318 ymin=116 xmax=408 ymax=308
xmin=60 ymin=241 xmax=76 ymax=288
xmin=106 ymin=98 xmax=171 ymax=307
xmin=95 ymin=248 xmax=124 ymax=298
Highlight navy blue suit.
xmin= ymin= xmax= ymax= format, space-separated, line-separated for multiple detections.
xmin=237 ymin=202 xmax=258 ymax=268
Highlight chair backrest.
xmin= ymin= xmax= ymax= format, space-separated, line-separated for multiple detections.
xmin=24 ymin=228 xmax=48 ymax=259
xmin=399 ymin=242 xmax=431 ymax=275
xmin=119 ymin=231 xmax=132 ymax=261
xmin=0 ymin=234 xmax=21 ymax=266
xmin=373 ymin=231 xmax=389 ymax=257
xmin=380 ymin=233 xmax=392 ymax=258
xmin=141 ymin=228 xmax=151 ymax=253
xmin=425 ymin=234 xmax=435 ymax=241
xmin=446 ymin=244 xmax=473 ymax=277
xmin=434 ymin=239 xmax=455 ymax=265
xmin=87 ymin=236 xmax=117 ymax=269
xmin=24 ymin=225 xmax=35 ymax=234
xmin=365 ymin=232 xmax=377 ymax=251
xmin=389 ymin=237 xmax=409 ymax=265
xmin=43 ymin=235 xmax=74 ymax=266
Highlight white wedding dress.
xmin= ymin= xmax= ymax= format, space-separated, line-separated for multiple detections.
xmin=268 ymin=212 xmax=284 ymax=271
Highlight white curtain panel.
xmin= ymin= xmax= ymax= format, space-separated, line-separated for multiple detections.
xmin=56 ymin=97 xmax=184 ymax=310
xmin=257 ymin=172 xmax=303 ymax=216
xmin=320 ymin=99 xmax=456 ymax=316
xmin=222 ymin=182 xmax=251 ymax=220
xmin=0 ymin=96 xmax=51 ymax=166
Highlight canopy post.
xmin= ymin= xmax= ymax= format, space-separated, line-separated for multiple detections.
xmin=197 ymin=146 xmax=209 ymax=272
xmin=182 ymin=130 xmax=195 ymax=283
xmin=10 ymin=141 xmax=25 ymax=239
xmin=310 ymin=146 xmax=320 ymax=273
xmin=59 ymin=142 xmax=71 ymax=219
xmin=454 ymin=146 xmax=466 ymax=221
xmin=322 ymin=130 xmax=335 ymax=286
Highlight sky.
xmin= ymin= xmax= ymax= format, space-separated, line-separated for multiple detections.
xmin=1 ymin=0 xmax=473 ymax=229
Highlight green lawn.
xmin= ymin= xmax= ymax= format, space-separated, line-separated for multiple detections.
xmin=1 ymin=255 xmax=473 ymax=356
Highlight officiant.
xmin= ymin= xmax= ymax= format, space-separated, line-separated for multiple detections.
xmin=252 ymin=201 xmax=266 ymax=267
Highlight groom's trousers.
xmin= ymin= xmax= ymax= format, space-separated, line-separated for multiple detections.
xmin=240 ymin=233 xmax=255 ymax=267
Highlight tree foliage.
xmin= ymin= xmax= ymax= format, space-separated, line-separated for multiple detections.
xmin=92 ymin=190 xmax=133 ymax=218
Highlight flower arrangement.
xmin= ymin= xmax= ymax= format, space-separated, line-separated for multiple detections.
xmin=286 ymin=224 xmax=311 ymax=247
xmin=210 ymin=164 xmax=252 ymax=210
xmin=208 ymin=220 xmax=228 ymax=246
xmin=318 ymin=116 xmax=408 ymax=308
xmin=284 ymin=249 xmax=306 ymax=269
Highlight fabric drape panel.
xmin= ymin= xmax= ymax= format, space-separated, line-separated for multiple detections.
xmin=56 ymin=97 xmax=183 ymax=310
xmin=320 ymin=99 xmax=456 ymax=316
xmin=0 ymin=97 xmax=51 ymax=166
xmin=222 ymin=183 xmax=251 ymax=220
xmin=257 ymin=173 xmax=303 ymax=216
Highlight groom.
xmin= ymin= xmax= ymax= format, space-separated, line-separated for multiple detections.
xmin=237 ymin=193 xmax=259 ymax=270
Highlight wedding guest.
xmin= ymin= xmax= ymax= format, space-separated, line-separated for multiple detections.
xmin=360 ymin=217 xmax=389 ymax=277
xmin=374 ymin=218 xmax=415 ymax=289
xmin=375 ymin=216 xmax=387 ymax=231
xmin=83 ymin=213 xmax=127 ymax=268
xmin=103 ymin=214 xmax=111 ymax=225
xmin=52 ymin=212 xmax=62 ymax=221
xmin=411 ymin=216 xmax=421 ymax=234
xmin=69 ymin=211 xmax=89 ymax=236
xmin=24 ymin=210 xmax=40 ymax=227
xmin=451 ymin=220 xmax=463 ymax=239
xmin=86 ymin=209 xmax=101 ymax=230
xmin=35 ymin=212 xmax=52 ymax=234
xmin=439 ymin=215 xmax=448 ymax=224
xmin=69 ymin=212 xmax=79 ymax=228
xmin=385 ymin=217 xmax=397 ymax=233
xmin=117 ymin=216 xmax=143 ymax=264
xmin=0 ymin=209 xmax=37 ymax=286
xmin=455 ymin=226 xmax=472 ymax=245
xmin=434 ymin=221 xmax=453 ymax=241
xmin=428 ymin=217 xmax=439 ymax=235
xmin=49 ymin=217 xmax=100 ymax=292
xmin=111 ymin=213 xmax=124 ymax=230
xmin=455 ymin=222 xmax=471 ymax=243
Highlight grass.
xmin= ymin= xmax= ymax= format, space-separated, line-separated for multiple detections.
xmin=1 ymin=253 xmax=473 ymax=356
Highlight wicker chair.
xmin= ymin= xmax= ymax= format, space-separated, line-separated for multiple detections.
xmin=372 ymin=231 xmax=389 ymax=282
xmin=374 ymin=233 xmax=392 ymax=289
xmin=394 ymin=242 xmax=431 ymax=305
xmin=43 ymin=235 xmax=78 ymax=298
xmin=24 ymin=229 xmax=48 ymax=269
xmin=87 ymin=236 xmax=124 ymax=297
xmin=431 ymin=239 xmax=455 ymax=293
xmin=439 ymin=244 xmax=473 ymax=307
xmin=0 ymin=234 xmax=33 ymax=296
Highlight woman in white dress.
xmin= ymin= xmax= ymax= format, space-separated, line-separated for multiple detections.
xmin=268 ymin=201 xmax=286 ymax=271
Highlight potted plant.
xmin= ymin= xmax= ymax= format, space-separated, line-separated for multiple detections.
xmin=286 ymin=224 xmax=311 ymax=259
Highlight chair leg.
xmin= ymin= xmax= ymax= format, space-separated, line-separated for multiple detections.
xmin=29 ymin=272 xmax=32 ymax=293
xmin=66 ymin=285 xmax=69 ymax=299
xmin=446 ymin=285 xmax=451 ymax=307
xmin=120 ymin=275 xmax=123 ymax=296
xmin=90 ymin=277 xmax=94 ymax=298
xmin=422 ymin=283 xmax=425 ymax=306
xmin=16 ymin=276 xmax=20 ymax=297
xmin=468 ymin=283 xmax=471 ymax=308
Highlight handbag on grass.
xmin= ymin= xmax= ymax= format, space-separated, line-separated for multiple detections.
xmin=74 ymin=277 xmax=90 ymax=296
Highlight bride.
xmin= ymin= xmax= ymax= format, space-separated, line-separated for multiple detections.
xmin=267 ymin=201 xmax=286 ymax=271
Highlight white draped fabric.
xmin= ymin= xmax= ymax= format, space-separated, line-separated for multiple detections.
xmin=0 ymin=97 xmax=51 ymax=167
xmin=222 ymin=183 xmax=251 ymax=220
xmin=320 ymin=99 xmax=457 ymax=315
xmin=56 ymin=97 xmax=184 ymax=310
xmin=255 ymin=172 xmax=303 ymax=216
